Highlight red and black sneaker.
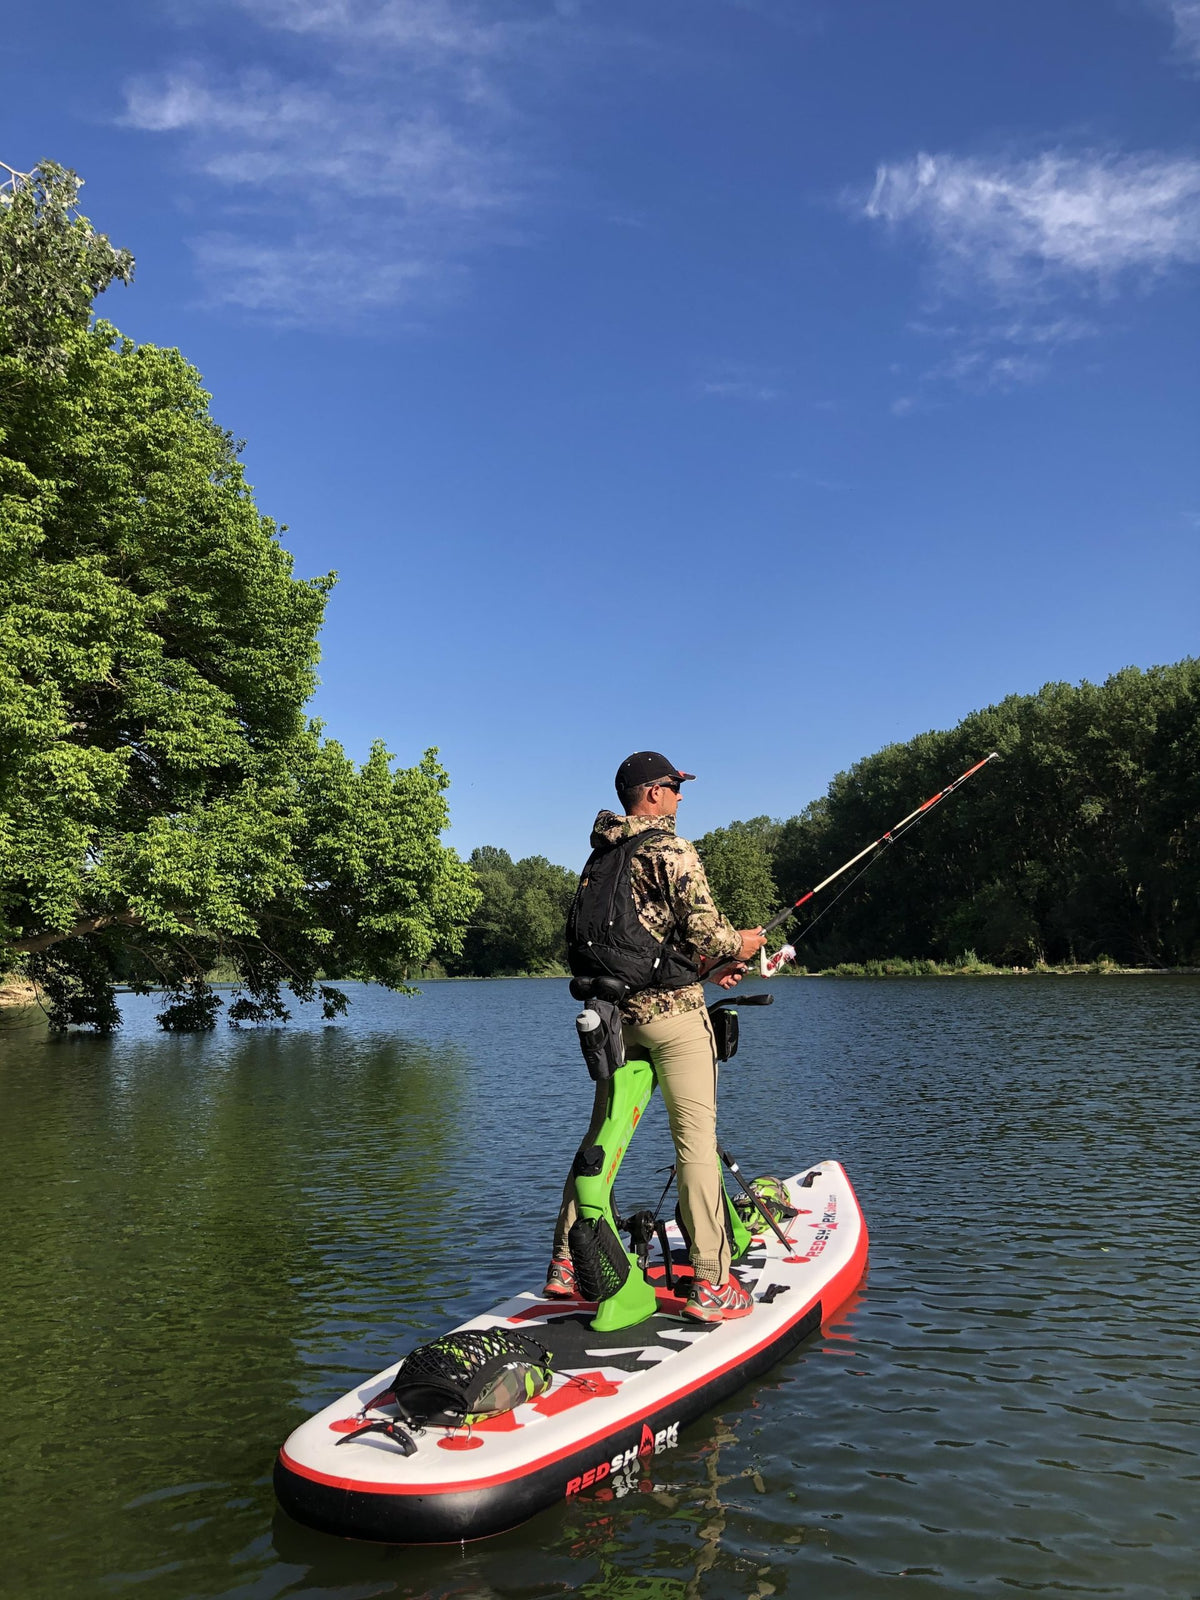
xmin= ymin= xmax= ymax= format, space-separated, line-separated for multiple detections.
xmin=683 ymin=1275 xmax=754 ymax=1323
xmin=542 ymin=1258 xmax=577 ymax=1299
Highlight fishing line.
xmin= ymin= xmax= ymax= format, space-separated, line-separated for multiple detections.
xmin=760 ymin=751 xmax=1000 ymax=942
xmin=788 ymin=836 xmax=899 ymax=947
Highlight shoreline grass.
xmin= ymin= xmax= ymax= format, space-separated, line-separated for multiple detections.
xmin=798 ymin=956 xmax=1196 ymax=978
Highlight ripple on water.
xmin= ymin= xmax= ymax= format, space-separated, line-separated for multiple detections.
xmin=0 ymin=975 xmax=1197 ymax=1599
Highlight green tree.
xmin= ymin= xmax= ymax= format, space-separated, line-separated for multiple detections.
xmin=0 ymin=162 xmax=478 ymax=1028
xmin=510 ymin=854 xmax=578 ymax=971
xmin=450 ymin=848 xmax=577 ymax=976
xmin=695 ymin=818 xmax=780 ymax=929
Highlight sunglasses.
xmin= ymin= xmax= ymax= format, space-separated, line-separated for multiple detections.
xmin=656 ymin=779 xmax=682 ymax=794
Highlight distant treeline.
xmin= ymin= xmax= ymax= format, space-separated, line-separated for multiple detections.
xmin=702 ymin=660 xmax=1200 ymax=969
xmin=440 ymin=848 xmax=576 ymax=977
xmin=449 ymin=662 xmax=1199 ymax=975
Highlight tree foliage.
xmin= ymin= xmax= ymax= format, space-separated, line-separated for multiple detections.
xmin=0 ymin=162 xmax=478 ymax=1028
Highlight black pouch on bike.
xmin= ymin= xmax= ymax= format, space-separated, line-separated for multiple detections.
xmin=709 ymin=1004 xmax=740 ymax=1062
xmin=389 ymin=1329 xmax=553 ymax=1427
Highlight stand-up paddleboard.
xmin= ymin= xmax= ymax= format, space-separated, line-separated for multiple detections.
xmin=274 ymin=1160 xmax=868 ymax=1544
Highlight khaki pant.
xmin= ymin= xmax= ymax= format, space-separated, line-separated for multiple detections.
xmin=552 ymin=1007 xmax=730 ymax=1285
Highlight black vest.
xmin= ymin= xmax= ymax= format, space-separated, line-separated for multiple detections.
xmin=566 ymin=830 xmax=698 ymax=993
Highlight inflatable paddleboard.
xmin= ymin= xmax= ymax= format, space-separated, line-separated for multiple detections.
xmin=274 ymin=1160 xmax=868 ymax=1544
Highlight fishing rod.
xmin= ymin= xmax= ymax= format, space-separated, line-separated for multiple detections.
xmin=704 ymin=752 xmax=1000 ymax=981
xmin=761 ymin=751 xmax=1000 ymax=937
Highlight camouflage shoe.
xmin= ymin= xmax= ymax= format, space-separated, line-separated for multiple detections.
xmin=683 ymin=1275 xmax=754 ymax=1323
xmin=542 ymin=1258 xmax=577 ymax=1299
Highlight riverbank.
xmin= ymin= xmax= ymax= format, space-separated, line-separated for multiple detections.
xmin=4 ymin=962 xmax=1196 ymax=1011
xmin=0 ymin=976 xmax=38 ymax=1008
xmin=410 ymin=959 xmax=1198 ymax=981
xmin=801 ymin=956 xmax=1199 ymax=978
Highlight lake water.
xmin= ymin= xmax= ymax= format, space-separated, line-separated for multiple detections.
xmin=1 ymin=976 xmax=1197 ymax=1600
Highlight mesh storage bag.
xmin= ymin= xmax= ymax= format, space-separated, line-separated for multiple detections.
xmin=390 ymin=1328 xmax=553 ymax=1427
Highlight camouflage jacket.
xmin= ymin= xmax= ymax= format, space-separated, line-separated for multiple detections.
xmin=585 ymin=811 xmax=742 ymax=1024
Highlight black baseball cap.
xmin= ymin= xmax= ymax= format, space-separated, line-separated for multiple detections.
xmin=615 ymin=752 xmax=697 ymax=796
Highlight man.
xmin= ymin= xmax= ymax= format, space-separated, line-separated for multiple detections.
xmin=546 ymin=751 xmax=765 ymax=1323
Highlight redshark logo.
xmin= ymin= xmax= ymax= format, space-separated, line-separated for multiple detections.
xmin=564 ymin=1420 xmax=680 ymax=1495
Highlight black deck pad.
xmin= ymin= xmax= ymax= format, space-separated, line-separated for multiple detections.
xmin=531 ymin=1310 xmax=717 ymax=1374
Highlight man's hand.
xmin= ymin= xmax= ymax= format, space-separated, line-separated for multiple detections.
xmin=700 ymin=931 xmax=763 ymax=988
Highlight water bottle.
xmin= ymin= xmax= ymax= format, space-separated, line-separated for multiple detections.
xmin=576 ymin=1007 xmax=611 ymax=1081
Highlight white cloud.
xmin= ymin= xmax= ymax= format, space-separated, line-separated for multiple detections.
xmin=935 ymin=349 xmax=1047 ymax=388
xmin=1157 ymin=1 xmax=1200 ymax=63
xmin=126 ymin=69 xmax=512 ymax=210
xmin=888 ymin=310 xmax=1098 ymax=412
xmin=865 ymin=147 xmax=1200 ymax=411
xmin=192 ymin=233 xmax=455 ymax=320
xmin=123 ymin=4 xmax=557 ymax=324
xmin=887 ymin=346 xmax=1046 ymax=419
xmin=865 ymin=149 xmax=1200 ymax=295
xmin=908 ymin=314 xmax=1098 ymax=347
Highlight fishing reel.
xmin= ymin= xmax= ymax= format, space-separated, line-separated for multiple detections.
xmin=761 ymin=943 xmax=797 ymax=976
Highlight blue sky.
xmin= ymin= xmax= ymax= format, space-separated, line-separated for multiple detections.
xmin=4 ymin=0 xmax=1199 ymax=868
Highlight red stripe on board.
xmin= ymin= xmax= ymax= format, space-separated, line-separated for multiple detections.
xmin=507 ymin=1300 xmax=599 ymax=1323
xmin=278 ymin=1191 xmax=869 ymax=1499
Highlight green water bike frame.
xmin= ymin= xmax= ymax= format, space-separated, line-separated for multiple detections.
xmin=570 ymin=1040 xmax=754 ymax=1333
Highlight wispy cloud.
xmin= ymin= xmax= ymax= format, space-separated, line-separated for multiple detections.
xmin=775 ymin=467 xmax=842 ymax=490
xmin=696 ymin=361 xmax=782 ymax=402
xmin=123 ymin=2 xmax=560 ymax=324
xmin=698 ymin=379 xmax=780 ymax=401
xmin=1155 ymin=1 xmax=1200 ymax=64
xmin=236 ymin=0 xmax=516 ymax=56
xmin=864 ymin=149 xmax=1200 ymax=296
xmin=863 ymin=147 xmax=1200 ymax=410
xmin=888 ymin=316 xmax=1099 ymax=415
xmin=125 ymin=69 xmax=513 ymax=210
xmin=721 ymin=0 xmax=825 ymax=36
